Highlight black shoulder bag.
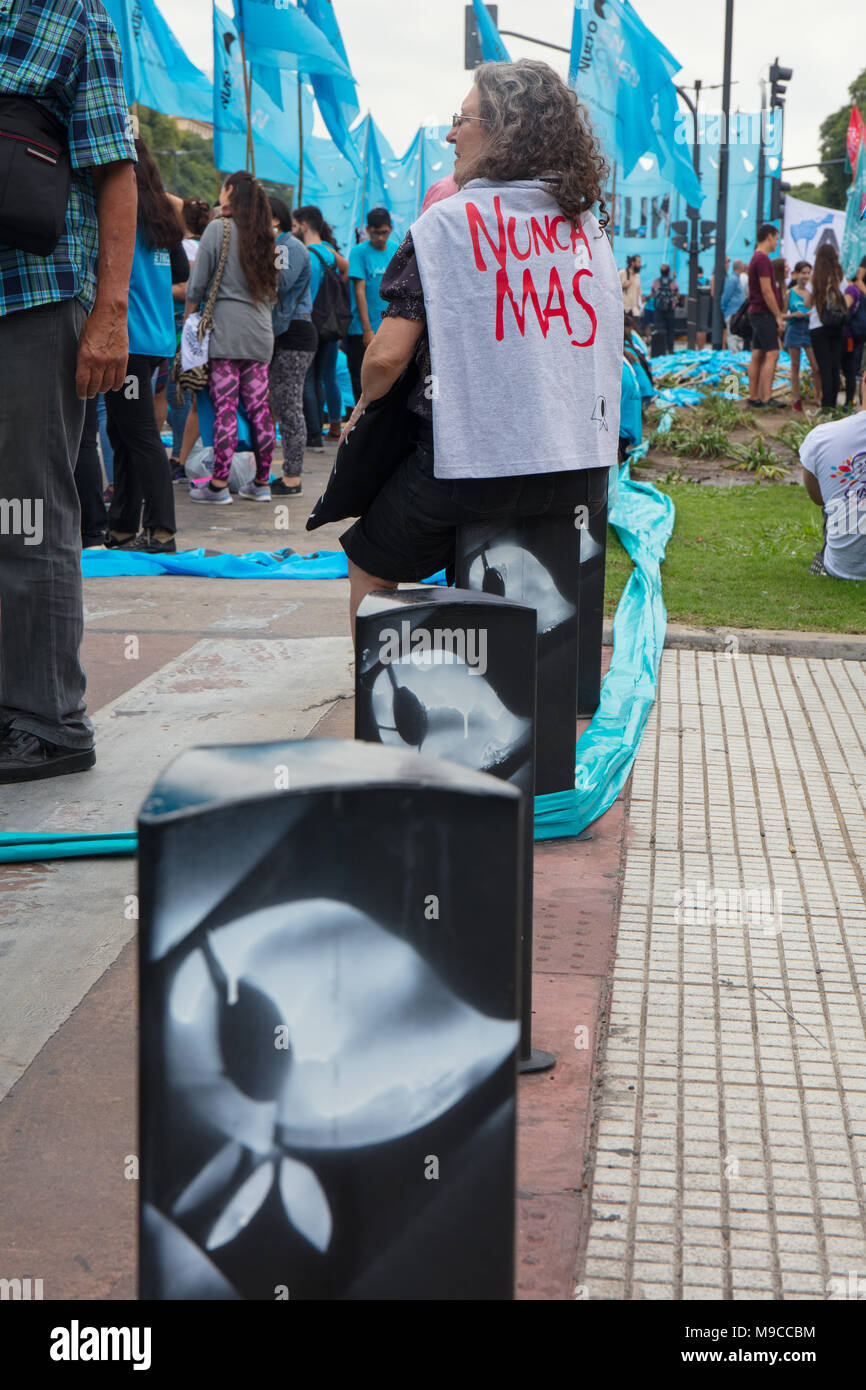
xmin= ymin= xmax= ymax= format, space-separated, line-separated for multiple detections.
xmin=0 ymin=95 xmax=72 ymax=256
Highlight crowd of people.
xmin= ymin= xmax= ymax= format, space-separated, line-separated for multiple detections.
xmin=0 ymin=0 xmax=863 ymax=790
xmin=69 ymin=145 xmax=400 ymax=541
xmin=618 ymin=229 xmax=866 ymax=412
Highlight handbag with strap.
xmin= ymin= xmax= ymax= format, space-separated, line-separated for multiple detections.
xmin=0 ymin=95 xmax=71 ymax=256
xmin=172 ymin=218 xmax=231 ymax=397
xmin=306 ymin=363 xmax=419 ymax=531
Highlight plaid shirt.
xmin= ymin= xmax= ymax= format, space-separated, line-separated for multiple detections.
xmin=0 ymin=0 xmax=136 ymax=316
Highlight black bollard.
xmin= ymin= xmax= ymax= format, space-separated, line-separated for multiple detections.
xmin=356 ymin=588 xmax=554 ymax=1074
xmin=456 ymin=517 xmax=581 ymax=795
xmin=138 ymin=739 xmax=521 ymax=1301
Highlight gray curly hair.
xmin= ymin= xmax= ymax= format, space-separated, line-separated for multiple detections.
xmin=456 ymin=59 xmax=609 ymax=227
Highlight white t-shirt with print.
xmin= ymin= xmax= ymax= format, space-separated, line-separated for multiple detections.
xmin=799 ymin=410 xmax=866 ymax=580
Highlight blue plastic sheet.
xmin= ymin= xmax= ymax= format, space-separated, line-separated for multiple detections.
xmin=81 ymin=547 xmax=448 ymax=585
xmin=534 ymin=460 xmax=675 ymax=840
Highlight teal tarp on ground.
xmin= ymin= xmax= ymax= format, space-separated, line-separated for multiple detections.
xmin=81 ymin=548 xmax=448 ymax=584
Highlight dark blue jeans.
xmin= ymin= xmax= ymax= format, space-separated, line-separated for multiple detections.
xmin=302 ymin=338 xmax=342 ymax=440
xmin=0 ymin=298 xmax=93 ymax=748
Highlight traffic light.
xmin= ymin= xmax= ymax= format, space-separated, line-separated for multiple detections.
xmin=699 ymin=220 xmax=716 ymax=250
xmin=770 ymin=179 xmax=792 ymax=222
xmin=465 ymin=3 xmax=498 ymax=68
xmin=671 ymin=220 xmax=689 ymax=251
xmin=769 ymin=60 xmax=792 ymax=110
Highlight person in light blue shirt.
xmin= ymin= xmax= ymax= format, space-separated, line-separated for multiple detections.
xmin=346 ymin=208 xmax=399 ymax=400
xmin=104 ymin=138 xmax=184 ymax=553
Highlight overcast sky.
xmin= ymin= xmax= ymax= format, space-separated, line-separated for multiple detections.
xmin=162 ymin=0 xmax=860 ymax=178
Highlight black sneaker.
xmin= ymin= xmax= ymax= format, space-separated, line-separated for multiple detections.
xmin=129 ymin=532 xmax=177 ymax=554
xmin=270 ymin=478 xmax=302 ymax=496
xmin=747 ymin=399 xmax=764 ymax=408
xmin=171 ymin=461 xmax=187 ymax=483
xmin=0 ymin=729 xmax=96 ymax=784
xmin=306 ymin=437 xmax=325 ymax=453
xmin=104 ymin=532 xmax=137 ymax=549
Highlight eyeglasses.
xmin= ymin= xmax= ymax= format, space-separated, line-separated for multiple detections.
xmin=451 ymin=112 xmax=487 ymax=129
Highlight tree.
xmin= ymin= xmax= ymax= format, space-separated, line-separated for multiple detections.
xmin=135 ymin=107 xmax=295 ymax=211
xmin=789 ymin=181 xmax=824 ymax=206
xmin=136 ymin=107 xmax=222 ymax=203
xmin=816 ymin=66 xmax=866 ymax=210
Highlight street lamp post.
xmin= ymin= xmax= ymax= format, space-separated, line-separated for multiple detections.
xmin=676 ymin=81 xmax=702 ymax=350
xmin=712 ymin=0 xmax=735 ymax=351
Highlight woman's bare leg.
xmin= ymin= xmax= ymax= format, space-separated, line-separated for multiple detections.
xmin=347 ymin=558 xmax=397 ymax=640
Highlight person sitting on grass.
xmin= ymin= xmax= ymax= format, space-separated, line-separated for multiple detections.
xmin=799 ymin=369 xmax=866 ymax=580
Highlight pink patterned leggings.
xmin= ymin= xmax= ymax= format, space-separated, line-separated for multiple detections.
xmin=208 ymin=358 xmax=275 ymax=484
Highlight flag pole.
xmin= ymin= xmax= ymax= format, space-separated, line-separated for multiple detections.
xmin=238 ymin=27 xmax=255 ymax=176
xmin=297 ymin=76 xmax=304 ymax=206
xmin=609 ymin=160 xmax=617 ymax=248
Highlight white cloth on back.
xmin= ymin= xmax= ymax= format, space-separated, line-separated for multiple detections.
xmin=410 ymin=178 xmax=623 ymax=479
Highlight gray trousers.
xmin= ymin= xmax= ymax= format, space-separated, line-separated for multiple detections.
xmin=0 ymin=298 xmax=93 ymax=749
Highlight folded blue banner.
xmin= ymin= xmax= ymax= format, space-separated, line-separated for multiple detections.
xmin=102 ymin=0 xmax=212 ymax=122
xmin=82 ymin=547 xmax=449 ymax=584
xmin=535 ymin=461 xmax=675 ymax=840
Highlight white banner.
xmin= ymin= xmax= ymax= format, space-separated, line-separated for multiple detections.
xmin=782 ymin=194 xmax=846 ymax=269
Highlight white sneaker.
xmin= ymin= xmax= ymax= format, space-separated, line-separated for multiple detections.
xmin=238 ymin=482 xmax=272 ymax=502
xmin=189 ymin=482 xmax=232 ymax=504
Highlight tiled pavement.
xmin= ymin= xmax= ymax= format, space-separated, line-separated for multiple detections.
xmin=581 ymin=649 xmax=866 ymax=1301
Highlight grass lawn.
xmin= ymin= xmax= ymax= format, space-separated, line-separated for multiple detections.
xmin=604 ymin=481 xmax=866 ymax=634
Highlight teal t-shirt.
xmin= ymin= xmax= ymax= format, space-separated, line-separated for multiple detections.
xmin=127 ymin=229 xmax=176 ymax=358
xmin=348 ymin=237 xmax=399 ymax=335
xmin=308 ymin=242 xmax=337 ymax=303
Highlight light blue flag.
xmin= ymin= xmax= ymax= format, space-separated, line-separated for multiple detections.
xmin=298 ymin=0 xmax=362 ymax=174
xmin=213 ymin=6 xmax=324 ymax=190
xmin=472 ymin=0 xmax=511 ymax=62
xmin=236 ymin=0 xmax=353 ymax=78
xmin=569 ymin=0 xmax=703 ymax=208
xmin=102 ymin=0 xmax=212 ymax=121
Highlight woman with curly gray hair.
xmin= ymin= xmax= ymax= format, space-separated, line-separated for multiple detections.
xmin=339 ymin=59 xmax=623 ymax=627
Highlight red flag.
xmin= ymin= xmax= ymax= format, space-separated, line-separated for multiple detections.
xmin=846 ymin=105 xmax=865 ymax=170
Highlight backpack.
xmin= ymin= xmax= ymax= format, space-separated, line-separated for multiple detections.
xmin=729 ymin=298 xmax=751 ymax=341
xmin=819 ymin=286 xmax=848 ymax=331
xmin=655 ymin=277 xmax=675 ymax=312
xmin=309 ymin=246 xmax=351 ymax=343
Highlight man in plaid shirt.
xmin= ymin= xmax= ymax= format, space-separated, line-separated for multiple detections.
xmin=0 ymin=0 xmax=137 ymax=783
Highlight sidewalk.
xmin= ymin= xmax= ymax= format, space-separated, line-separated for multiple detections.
xmin=581 ymin=649 xmax=866 ymax=1300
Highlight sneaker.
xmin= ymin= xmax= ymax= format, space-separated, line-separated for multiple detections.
xmin=792 ymin=399 xmax=803 ymax=412
xmin=104 ymin=531 xmax=137 ymax=549
xmin=0 ymin=728 xmax=96 ymax=784
xmin=129 ymin=532 xmax=177 ymax=553
xmin=306 ymin=437 xmax=325 ymax=453
xmin=171 ymin=461 xmax=187 ymax=483
xmin=766 ymin=399 xmax=787 ymax=410
xmin=747 ymin=399 xmax=764 ymax=408
xmin=189 ymin=482 xmax=232 ymax=504
xmin=270 ymin=478 xmax=302 ymax=496
xmin=238 ymin=481 xmax=272 ymax=502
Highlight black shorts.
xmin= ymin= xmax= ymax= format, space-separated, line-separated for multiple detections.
xmin=341 ymin=416 xmax=609 ymax=582
xmin=748 ymin=311 xmax=780 ymax=352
